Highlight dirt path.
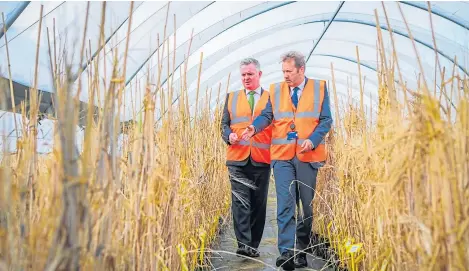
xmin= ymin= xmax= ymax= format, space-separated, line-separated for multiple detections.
xmin=208 ymin=181 xmax=336 ymax=271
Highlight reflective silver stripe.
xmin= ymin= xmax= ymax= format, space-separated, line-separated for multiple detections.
xmin=231 ymin=90 xmax=251 ymax=124
xmin=295 ymin=111 xmax=320 ymax=118
xmin=313 ymin=80 xmax=321 ymax=116
xmin=272 ymin=81 xmax=321 ymax=120
xmin=231 ymin=116 xmax=250 ymax=124
xmin=272 ymin=138 xmax=295 ymax=145
xmin=297 ymin=139 xmax=326 ymax=145
xmin=236 ymin=141 xmax=270 ymax=148
xmin=275 ymin=112 xmax=294 ymax=119
xmin=274 ymin=83 xmax=281 ymax=116
xmin=231 ymin=90 xmax=240 ymax=117
xmin=252 ymin=142 xmax=270 ymax=149
xmin=238 ymin=140 xmax=250 ymax=146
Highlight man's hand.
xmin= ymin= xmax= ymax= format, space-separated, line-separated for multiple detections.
xmin=299 ymin=139 xmax=314 ymax=153
xmin=241 ymin=125 xmax=255 ymax=141
xmin=229 ymin=133 xmax=240 ymax=145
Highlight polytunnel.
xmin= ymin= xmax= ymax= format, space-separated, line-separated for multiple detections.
xmin=0 ymin=2 xmax=468 ymax=271
xmin=1 ymin=1 xmax=468 ymax=153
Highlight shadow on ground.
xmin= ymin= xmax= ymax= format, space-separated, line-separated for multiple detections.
xmin=206 ymin=181 xmax=337 ymax=271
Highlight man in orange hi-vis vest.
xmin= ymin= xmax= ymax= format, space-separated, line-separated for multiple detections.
xmin=220 ymin=58 xmax=272 ymax=258
xmin=242 ymin=51 xmax=332 ymax=270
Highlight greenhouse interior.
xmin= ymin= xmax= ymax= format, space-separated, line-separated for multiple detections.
xmin=0 ymin=1 xmax=468 ymax=271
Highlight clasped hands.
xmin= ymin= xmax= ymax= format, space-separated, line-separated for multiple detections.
xmin=231 ymin=126 xmax=314 ymax=153
xmin=228 ymin=126 xmax=255 ymax=145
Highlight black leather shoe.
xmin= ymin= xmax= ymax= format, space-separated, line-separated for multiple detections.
xmin=275 ymin=251 xmax=295 ymax=270
xmin=249 ymin=247 xmax=260 ymax=257
xmin=294 ymin=253 xmax=307 ymax=268
xmin=236 ymin=246 xmax=260 ymax=258
xmin=236 ymin=246 xmax=250 ymax=257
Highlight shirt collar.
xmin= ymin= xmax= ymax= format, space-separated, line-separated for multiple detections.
xmin=290 ymin=77 xmax=306 ymax=92
xmin=245 ymin=86 xmax=262 ymax=95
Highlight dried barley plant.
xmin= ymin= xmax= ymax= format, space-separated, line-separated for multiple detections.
xmin=0 ymin=2 xmax=468 ymax=271
xmin=1 ymin=3 xmax=229 ymax=271
xmin=313 ymin=3 xmax=468 ymax=271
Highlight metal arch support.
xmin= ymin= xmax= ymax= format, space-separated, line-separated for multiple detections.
xmin=0 ymin=1 xmax=30 ymax=40
xmin=302 ymin=18 xmax=469 ymax=76
xmin=306 ymin=1 xmax=344 ymax=62
xmin=165 ymin=2 xmax=468 ymax=117
xmin=225 ymin=54 xmax=389 ymax=99
xmin=201 ymin=52 xmax=404 ymax=111
xmin=126 ymin=1 xmax=296 ymax=121
xmin=125 ymin=1 xmax=217 ymax=85
xmin=191 ymin=41 xmax=398 ymax=100
xmin=157 ymin=47 xmax=384 ymax=121
xmin=227 ymin=55 xmax=381 ymax=91
xmin=313 ymin=54 xmax=378 ymax=72
xmin=137 ymin=7 xmax=467 ymax=120
xmin=154 ymin=51 xmax=384 ymax=123
xmin=166 ymin=12 xmax=436 ymax=96
xmin=168 ymin=15 xmax=465 ymax=96
xmin=400 ymin=1 xmax=469 ymax=31
xmin=129 ymin=1 xmax=296 ymax=87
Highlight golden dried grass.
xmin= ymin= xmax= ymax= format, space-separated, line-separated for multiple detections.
xmin=0 ymin=2 xmax=468 ymax=271
xmin=313 ymin=4 xmax=469 ymax=270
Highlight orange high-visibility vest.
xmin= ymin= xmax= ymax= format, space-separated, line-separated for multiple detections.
xmin=227 ymin=89 xmax=272 ymax=164
xmin=270 ymin=78 xmax=327 ymax=162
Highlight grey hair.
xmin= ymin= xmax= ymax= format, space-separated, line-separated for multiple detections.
xmin=239 ymin=57 xmax=261 ymax=71
xmin=280 ymin=50 xmax=306 ymax=70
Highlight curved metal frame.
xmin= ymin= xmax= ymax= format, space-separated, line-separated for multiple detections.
xmin=151 ymin=50 xmax=383 ymax=123
xmin=125 ymin=1 xmax=295 ymax=86
xmin=400 ymin=1 xmax=469 ymax=31
xmin=130 ymin=1 xmax=469 ymax=94
xmin=0 ymin=1 xmax=30 ymax=39
xmin=187 ymin=16 xmax=467 ymax=95
xmin=164 ymin=12 xmax=437 ymax=97
xmin=185 ymin=38 xmax=412 ymax=102
xmin=213 ymin=17 xmax=463 ymax=78
xmin=138 ymin=8 xmax=467 ymax=92
xmin=306 ymin=1 xmax=344 ymax=62
xmin=210 ymin=59 xmax=379 ymax=99
xmin=153 ymin=25 xmax=429 ymax=122
xmin=3 ymin=1 xmax=467 ymax=123
xmin=163 ymin=14 xmax=330 ymax=92
xmin=211 ymin=61 xmax=380 ymax=107
xmin=125 ymin=1 xmax=216 ymax=85
xmin=316 ymin=18 xmax=468 ymax=75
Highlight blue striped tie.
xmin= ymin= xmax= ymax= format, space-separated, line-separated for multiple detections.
xmin=291 ymin=87 xmax=299 ymax=107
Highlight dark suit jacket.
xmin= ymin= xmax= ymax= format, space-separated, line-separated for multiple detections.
xmin=221 ymin=88 xmax=270 ymax=167
xmin=251 ymin=77 xmax=333 ymax=164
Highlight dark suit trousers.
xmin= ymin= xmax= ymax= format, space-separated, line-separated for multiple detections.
xmin=272 ymin=156 xmax=319 ymax=255
xmin=228 ymin=159 xmax=270 ymax=249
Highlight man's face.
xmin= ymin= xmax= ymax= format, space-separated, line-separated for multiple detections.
xmin=282 ymin=58 xmax=304 ymax=87
xmin=240 ymin=63 xmax=262 ymax=90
